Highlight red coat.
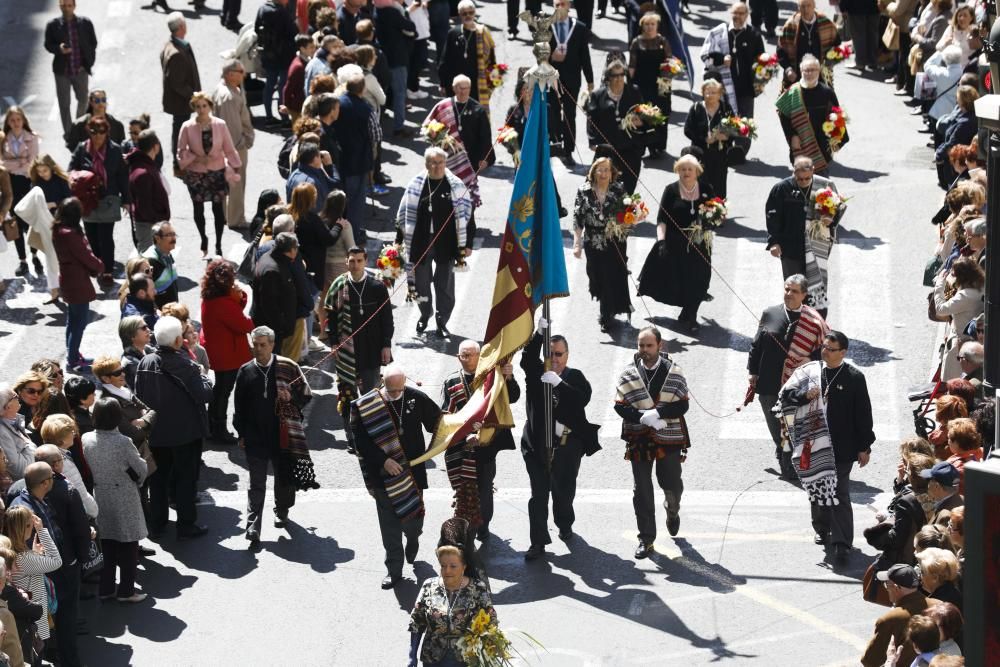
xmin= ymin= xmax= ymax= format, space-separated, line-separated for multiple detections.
xmin=200 ymin=289 xmax=254 ymax=371
xmin=283 ymin=54 xmax=308 ymax=114
xmin=52 ymin=225 xmax=104 ymax=304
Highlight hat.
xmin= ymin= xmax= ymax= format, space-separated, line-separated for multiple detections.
xmin=876 ymin=564 xmax=920 ymax=589
xmin=919 ymin=461 xmax=961 ymax=487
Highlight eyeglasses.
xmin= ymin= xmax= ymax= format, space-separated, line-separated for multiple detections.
xmin=607 ymin=73 xmax=626 ymax=79
xmin=91 ymin=97 xmax=107 ymax=103
xmin=89 ymin=128 xmax=108 ymax=135
xmin=157 ymin=232 xmax=178 ymax=238
xmin=458 ymin=353 xmax=478 ymax=359
xmin=21 ymin=387 xmax=43 ymax=396
xmin=821 ymin=344 xmax=843 ymax=352
xmin=143 ymin=266 xmax=154 ymax=274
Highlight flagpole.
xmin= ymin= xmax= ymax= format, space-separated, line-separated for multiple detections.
xmin=543 ymin=299 xmax=553 ymax=471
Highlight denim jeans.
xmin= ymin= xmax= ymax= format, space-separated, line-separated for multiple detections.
xmin=389 ymin=65 xmax=408 ymax=131
xmin=66 ymin=302 xmax=90 ymax=362
xmin=263 ymin=64 xmax=288 ymax=120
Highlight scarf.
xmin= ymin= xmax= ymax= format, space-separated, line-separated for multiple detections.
xmin=101 ymin=383 xmax=133 ymax=401
xmin=779 ymin=13 xmax=839 ymax=65
xmin=781 ymin=304 xmax=829 ymax=385
xmin=777 ymin=361 xmax=839 ymax=506
xmin=396 ymin=169 xmax=472 ymax=277
xmin=425 ymin=99 xmax=481 ymax=207
xmin=355 ymin=389 xmax=425 ymax=522
xmin=775 ymin=83 xmax=828 ymax=172
xmin=474 ymin=25 xmax=496 ymax=108
xmin=323 ymin=272 xmax=359 ymax=412
xmin=700 ymin=23 xmax=737 ymax=109
xmin=802 ymin=176 xmax=837 ymax=311
xmin=275 ymin=356 xmax=318 ymax=491
xmin=88 ymin=140 xmax=108 ymax=187
xmin=442 ymin=372 xmax=482 ymax=527
xmin=615 ymin=354 xmax=690 ymax=460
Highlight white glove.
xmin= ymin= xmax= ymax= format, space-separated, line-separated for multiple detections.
xmin=652 ymin=418 xmax=668 ymax=431
xmin=536 ymin=316 xmax=549 ymax=334
xmin=639 ymin=409 xmax=660 ymax=427
xmin=554 ymin=421 xmax=566 ymax=437
xmin=541 ymin=371 xmax=562 ymax=386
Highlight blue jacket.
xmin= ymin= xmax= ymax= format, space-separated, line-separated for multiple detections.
xmin=286 ymin=164 xmax=341 ymax=212
xmin=121 ymin=295 xmax=159 ymax=330
xmin=333 ymin=93 xmax=374 ymax=178
xmin=936 ymin=110 xmax=977 ymax=162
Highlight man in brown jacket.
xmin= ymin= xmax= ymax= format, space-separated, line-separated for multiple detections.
xmin=860 ymin=564 xmax=929 ymax=667
xmin=160 ymin=12 xmax=201 ymax=173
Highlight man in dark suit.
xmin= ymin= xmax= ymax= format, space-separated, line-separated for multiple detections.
xmin=921 ymin=462 xmax=964 ymax=527
xmin=333 ymin=73 xmax=374 ymax=242
xmin=520 ymin=317 xmax=600 ymax=561
xmin=251 ymin=233 xmax=300 ymax=353
xmin=160 ymin=13 xmax=201 ymax=171
xmin=548 ymin=0 xmax=594 ymax=165
xmin=44 ymin=0 xmax=98 ymax=140
xmin=747 ymin=274 xmax=828 ymax=479
xmin=781 ymin=330 xmax=875 ymax=562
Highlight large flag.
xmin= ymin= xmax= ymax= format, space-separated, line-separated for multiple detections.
xmin=411 ymin=82 xmax=568 ymax=466
xmin=661 ymin=0 xmax=695 ymax=91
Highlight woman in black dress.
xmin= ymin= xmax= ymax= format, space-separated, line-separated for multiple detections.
xmin=637 ymin=154 xmax=715 ymax=332
xmin=572 ymin=157 xmax=632 ymax=333
xmin=684 ymin=78 xmax=733 ymax=199
xmin=586 ymin=58 xmax=645 ymax=193
xmin=628 ymin=12 xmax=672 ymax=158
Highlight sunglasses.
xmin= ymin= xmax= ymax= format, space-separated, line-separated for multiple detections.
xmin=89 ymin=128 xmax=108 ymax=135
xmin=91 ymin=97 xmax=107 ymax=103
xmin=22 ymin=387 xmax=43 ymax=396
xmin=107 ymin=368 xmax=125 ymax=377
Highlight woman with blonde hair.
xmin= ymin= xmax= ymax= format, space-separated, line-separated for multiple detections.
xmin=638 ymin=153 xmax=716 ymax=332
xmin=1 ymin=106 xmax=42 ymax=277
xmin=29 ymin=154 xmax=72 ymax=213
xmin=933 ymin=256 xmax=985 ymax=380
xmin=3 ymin=505 xmax=62 ymax=652
xmin=915 ymin=547 xmax=962 ymax=609
xmin=928 ymin=394 xmax=968 ymax=459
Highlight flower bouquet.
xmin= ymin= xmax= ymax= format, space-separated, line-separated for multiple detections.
xmin=825 ymin=44 xmax=853 ymax=65
xmin=488 ymin=62 xmax=509 ymax=90
xmin=657 ymin=56 xmax=686 ymax=95
xmin=809 ymin=188 xmax=847 ymax=241
xmin=456 ymin=609 xmax=542 ymax=667
xmin=683 ymin=197 xmax=728 ymax=251
xmin=719 ymin=115 xmax=759 ymax=140
xmin=753 ymin=53 xmax=781 ymax=96
xmin=607 ymin=193 xmax=649 ymax=242
xmin=375 ymin=243 xmax=405 ymax=286
xmin=822 ymin=106 xmax=849 ymax=152
xmin=496 ymin=125 xmax=520 ymax=167
xmin=421 ymin=120 xmax=458 ymax=154
xmin=621 ymin=103 xmax=666 ymax=137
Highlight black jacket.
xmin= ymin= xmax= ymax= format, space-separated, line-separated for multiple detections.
xmin=353 ymin=387 xmax=441 ymax=490
xmin=325 ymin=272 xmax=394 ymax=371
xmin=251 ymin=247 xmax=299 ymax=339
xmin=747 ymin=305 xmax=823 ymax=395
xmin=295 ymin=212 xmax=340 ymax=289
xmin=765 ymin=175 xmax=842 ymax=261
xmin=520 ymin=332 xmax=600 ymax=458
xmin=456 ymin=99 xmax=494 ymax=169
xmin=134 ymin=345 xmax=213 ymax=448
xmin=44 ymin=14 xmax=97 ymax=75
xmin=66 ymin=112 xmax=126 ymax=151
xmin=1 ymin=582 xmax=43 ymax=662
xmin=233 ymin=356 xmax=312 ymax=459
xmin=548 ymin=19 xmax=594 ymax=93
xmin=440 ymin=371 xmax=521 ymax=457
xmin=255 ymin=0 xmax=299 ymax=68
xmin=333 ymin=93 xmax=374 ymax=177
xmin=781 ymin=362 xmax=876 ymax=463
xmin=585 ymin=85 xmax=644 ymax=154
xmin=374 ymin=5 xmax=417 ymax=68
xmin=68 ymin=140 xmax=131 ymax=202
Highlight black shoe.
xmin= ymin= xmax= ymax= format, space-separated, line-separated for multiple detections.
xmin=508 ymin=27 xmax=519 ymax=38
xmin=634 ymin=541 xmax=653 ymax=559
xmin=381 ymin=574 xmax=401 ymax=589
xmin=524 ymin=544 xmax=545 ymax=561
xmin=558 ymin=529 xmax=573 ymax=541
xmin=274 ymin=513 xmax=288 ymax=529
xmin=31 ymin=255 xmax=44 ymax=274
xmin=416 ymin=315 xmax=430 ymax=334
xmin=405 ymin=537 xmax=419 ymax=564
xmin=667 ymin=515 xmax=680 ymax=537
xmin=246 ymin=529 xmax=260 ymax=546
xmin=177 ymin=524 xmax=208 ymax=540
xmin=211 ymin=430 xmax=238 ymax=445
xmin=215 ymin=245 xmax=224 ymax=258
xmin=597 ymin=9 xmax=606 ymax=17
xmin=138 ymin=544 xmax=156 ymax=556
xmin=813 ymin=533 xmax=826 ymax=545
xmin=562 ymin=154 xmax=576 ymax=166
xmin=558 ymin=206 xmax=568 ymax=218
xmin=903 ymin=98 xmax=922 ymax=107
xmin=148 ymin=524 xmax=166 ymax=539
xmin=374 ymin=171 xmax=392 ymax=185
xmin=435 ymin=317 xmax=450 ymax=337
xmin=14 ymin=261 xmax=28 ymax=277
xmin=599 ymin=318 xmax=610 ymax=333
xmin=833 ymin=544 xmax=850 ymax=562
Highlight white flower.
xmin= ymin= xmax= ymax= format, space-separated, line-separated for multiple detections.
xmin=828 ymin=113 xmax=838 ymax=121
xmin=623 ymin=197 xmax=633 ymax=206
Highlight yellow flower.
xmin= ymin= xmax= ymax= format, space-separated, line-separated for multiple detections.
xmin=821 ymin=121 xmax=835 ymax=134
xmin=470 ymin=609 xmax=492 ymax=636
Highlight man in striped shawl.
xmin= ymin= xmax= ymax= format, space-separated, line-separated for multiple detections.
xmin=352 ymin=365 xmax=441 ymax=589
xmin=775 ymin=57 xmax=847 ymax=175
xmin=777 ymin=0 xmax=839 ymax=79
xmin=747 ymin=274 xmax=828 ymax=479
xmin=615 ymin=327 xmax=690 ymax=560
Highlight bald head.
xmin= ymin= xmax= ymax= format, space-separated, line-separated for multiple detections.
xmin=458 ymin=340 xmax=481 ymax=373
xmin=383 ymin=364 xmax=406 ymax=399
xmin=24 ymin=462 xmax=54 ymax=496
xmin=34 ymin=444 xmax=64 ymax=470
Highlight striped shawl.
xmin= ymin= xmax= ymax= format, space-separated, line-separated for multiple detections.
xmin=425 ymin=99 xmax=481 ymax=207
xmin=275 ymin=356 xmax=319 ymax=491
xmin=396 ymin=169 xmax=472 ymax=278
xmin=781 ymin=304 xmax=829 ymax=385
xmin=474 ymin=26 xmax=497 ymax=108
xmin=442 ymin=373 xmax=482 ymax=527
xmin=701 ymin=23 xmax=738 ymax=110
xmin=775 ymin=83 xmax=828 ymax=172
xmin=323 ymin=271 xmax=358 ymax=411
xmin=779 ymin=14 xmax=839 ymax=66
xmin=616 ymin=355 xmax=690 ymax=460
xmin=777 ymin=361 xmax=839 ymax=506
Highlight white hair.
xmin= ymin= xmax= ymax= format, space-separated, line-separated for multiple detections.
xmin=167 ymin=12 xmax=185 ymax=34
xmin=457 ymin=0 xmax=477 ymax=12
xmin=800 ymin=54 xmax=820 ymax=68
xmin=942 ymin=45 xmax=964 ymax=65
xmin=383 ymin=364 xmax=405 ymax=381
xmin=272 ymin=213 xmax=296 ymax=234
xmin=459 ymin=340 xmax=481 ymax=353
xmin=793 ymin=155 xmax=814 ymax=170
xmin=452 ymin=74 xmax=472 ymax=88
xmin=338 ymin=64 xmax=364 ymax=83
xmin=154 ymin=315 xmax=184 ymax=348
xmin=0 ymin=382 xmax=16 ymax=407
xmin=960 ymin=341 xmax=984 ymax=364
xmin=251 ymin=326 xmax=275 ymax=342
xmin=964 ymin=217 xmax=987 ymax=236
xmin=424 ymin=146 xmax=448 ymax=163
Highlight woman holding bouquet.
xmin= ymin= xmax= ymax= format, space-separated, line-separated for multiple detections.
xmin=684 ymin=79 xmax=734 ymax=198
xmin=573 ymin=158 xmax=633 ymax=333
xmin=628 ymin=13 xmax=672 ymax=158
xmin=586 ymin=57 xmax=645 ymax=193
xmin=638 ymin=155 xmax=716 ymax=333
xmin=408 ymin=544 xmax=498 ymax=666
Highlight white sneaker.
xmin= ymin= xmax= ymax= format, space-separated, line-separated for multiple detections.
xmin=308 ymin=337 xmax=328 ymax=352
xmin=407 ymin=89 xmax=429 ymax=100
xmin=117 ymin=592 xmax=148 ymax=603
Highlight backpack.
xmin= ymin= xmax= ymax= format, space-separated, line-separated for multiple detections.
xmin=277 ymin=134 xmax=296 ymax=179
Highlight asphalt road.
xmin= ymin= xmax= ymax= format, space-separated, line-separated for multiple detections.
xmin=0 ymin=0 xmax=946 ymax=665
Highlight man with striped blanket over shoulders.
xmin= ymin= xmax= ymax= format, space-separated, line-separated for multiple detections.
xmin=778 ymin=330 xmax=875 ymax=563
xmin=352 ymin=365 xmax=441 ymax=590
xmin=615 ymin=327 xmax=691 ymax=560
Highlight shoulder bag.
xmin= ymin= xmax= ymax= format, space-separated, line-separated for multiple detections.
xmin=2 ymin=216 xmax=19 ymax=242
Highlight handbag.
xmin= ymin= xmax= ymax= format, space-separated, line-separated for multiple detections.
xmin=863 ymin=562 xmax=893 ymax=607
xmin=86 ymin=194 xmax=123 ymax=223
xmin=1 ymin=216 xmax=19 ymax=242
xmin=883 ymin=21 xmax=900 ymax=51
xmin=923 ymin=255 xmax=943 ymax=286
xmin=927 ymin=291 xmax=950 ymax=322
xmin=81 ymin=538 xmax=104 ymax=579
xmin=237 ymin=224 xmax=265 ymax=282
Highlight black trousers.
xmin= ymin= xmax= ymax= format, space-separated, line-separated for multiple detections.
xmin=246 ymin=452 xmax=296 ymax=535
xmin=631 ymin=449 xmax=683 ymax=544
xmin=373 ymin=487 xmax=424 ymax=577
xmin=897 ymin=31 xmax=913 ymax=94
xmin=9 ymin=173 xmax=35 ymax=261
xmin=149 ymin=439 xmax=202 ymax=529
xmin=811 ymin=461 xmax=854 ymax=547
xmin=476 ymin=453 xmax=498 ymax=534
xmin=221 ymin=0 xmax=242 ymax=23
xmin=51 ymin=563 xmax=82 ymax=667
xmin=170 ymin=114 xmax=186 ymax=166
xmin=749 ymin=0 xmax=778 ymax=34
xmin=550 ymin=84 xmax=580 ymax=156
xmin=523 ymin=441 xmax=582 ymax=547
xmin=83 ymin=222 xmax=115 ymax=275
xmin=99 ymin=539 xmax=138 ymax=598
xmin=575 ymin=0 xmax=594 ymax=33
xmin=209 ymin=369 xmax=238 ymax=434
